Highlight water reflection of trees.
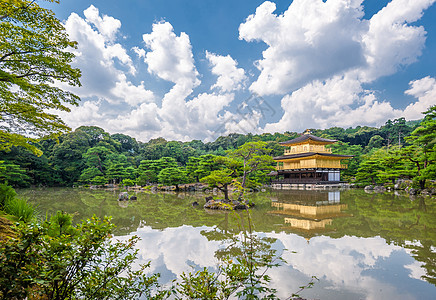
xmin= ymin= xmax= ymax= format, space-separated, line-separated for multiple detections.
xmin=20 ymin=188 xmax=436 ymax=286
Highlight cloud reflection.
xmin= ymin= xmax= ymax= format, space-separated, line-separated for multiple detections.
xmin=119 ymin=225 xmax=432 ymax=299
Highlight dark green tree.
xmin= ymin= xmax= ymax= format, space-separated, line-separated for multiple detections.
xmin=106 ymin=162 xmax=128 ymax=184
xmin=186 ymin=154 xmax=220 ymax=182
xmin=0 ymin=160 xmax=30 ymax=187
xmin=402 ymin=105 xmax=436 ymax=189
xmin=83 ymin=146 xmax=113 ymax=173
xmin=355 ymin=149 xmax=385 ymax=185
xmin=157 ymin=167 xmax=189 ymax=191
xmin=229 ymin=141 xmax=275 ymax=198
xmin=79 ymin=167 xmax=104 ymax=185
xmin=200 ymin=157 xmax=241 ymax=200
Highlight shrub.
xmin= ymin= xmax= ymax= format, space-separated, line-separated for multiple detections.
xmin=4 ymin=197 xmax=38 ymax=223
xmin=0 ymin=214 xmax=165 ymax=300
xmin=122 ymin=179 xmax=135 ymax=187
xmin=91 ymin=175 xmax=107 ymax=186
xmin=0 ymin=183 xmax=16 ymax=209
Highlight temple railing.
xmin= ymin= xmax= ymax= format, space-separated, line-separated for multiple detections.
xmin=271 ymin=179 xmax=343 ymax=184
xmin=275 ymin=164 xmax=348 ymax=170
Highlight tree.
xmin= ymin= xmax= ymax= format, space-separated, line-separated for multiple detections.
xmin=201 ymin=169 xmax=235 ymax=201
xmin=79 ymin=167 xmax=104 ymax=185
xmin=355 ymin=150 xmax=385 ymax=185
xmin=157 ymin=167 xmax=188 ymax=191
xmin=111 ymin=133 xmax=139 ymax=155
xmin=402 ymin=105 xmax=436 ymax=189
xmin=50 ymin=130 xmax=89 ymax=185
xmin=200 ymin=157 xmax=241 ymax=201
xmin=186 ymin=154 xmax=220 ymax=182
xmin=380 ymin=117 xmax=412 ymax=148
xmin=137 ymin=157 xmax=177 ymax=185
xmin=229 ymin=141 xmax=275 ymax=198
xmin=83 ymin=146 xmax=113 ymax=173
xmin=0 ymin=0 xmax=81 ymax=155
xmin=0 ymin=160 xmax=31 ymax=187
xmin=365 ymin=135 xmax=384 ymax=151
xmin=106 ymin=162 xmax=128 ymax=184
xmin=377 ymin=147 xmax=414 ymax=184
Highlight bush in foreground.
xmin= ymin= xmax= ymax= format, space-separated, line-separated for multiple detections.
xmin=0 ymin=210 xmax=314 ymax=299
xmin=0 ymin=213 xmax=164 ymax=300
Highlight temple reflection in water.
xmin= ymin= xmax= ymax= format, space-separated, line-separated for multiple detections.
xmin=269 ymin=190 xmax=349 ymax=237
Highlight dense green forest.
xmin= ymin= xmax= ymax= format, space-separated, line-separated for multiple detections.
xmin=1 ymin=107 xmax=434 ymax=190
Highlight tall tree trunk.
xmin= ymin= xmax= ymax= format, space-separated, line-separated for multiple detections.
xmin=419 ymin=179 xmax=426 ymax=190
xmin=223 ymin=184 xmax=229 ymax=201
xmin=238 ymin=170 xmax=248 ymax=200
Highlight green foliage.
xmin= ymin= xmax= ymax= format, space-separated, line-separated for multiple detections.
xmin=402 ymin=105 xmax=436 ymax=189
xmin=0 ymin=0 xmax=81 ymax=156
xmin=230 ymin=141 xmax=275 ymax=197
xmin=122 ymin=178 xmax=135 ymax=187
xmin=201 ymin=169 xmax=236 ymax=201
xmin=138 ymin=157 xmax=178 ymax=185
xmin=186 ymin=154 xmax=220 ymax=182
xmin=83 ymin=146 xmax=113 ymax=171
xmin=355 ymin=149 xmax=386 ymax=185
xmin=366 ymin=134 xmax=384 ymax=151
xmin=0 ymin=183 xmax=16 ymax=208
xmin=91 ymin=175 xmax=107 ymax=186
xmin=47 ymin=210 xmax=74 ymax=236
xmin=4 ymin=196 xmax=38 ymax=223
xmin=0 ymin=160 xmax=31 ymax=187
xmin=157 ymin=166 xmax=188 ymax=190
xmin=380 ymin=117 xmax=412 ymax=147
xmin=0 ymin=214 xmax=163 ymax=300
xmin=106 ymin=162 xmax=128 ymax=184
xmin=0 ymin=105 xmax=431 ymax=188
xmin=79 ymin=166 xmax=104 ymax=184
xmin=200 ymin=157 xmax=241 ymax=200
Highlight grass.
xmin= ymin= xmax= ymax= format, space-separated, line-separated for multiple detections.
xmin=4 ymin=197 xmax=38 ymax=223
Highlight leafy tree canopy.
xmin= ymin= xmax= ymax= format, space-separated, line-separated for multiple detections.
xmin=0 ymin=0 xmax=81 ymax=155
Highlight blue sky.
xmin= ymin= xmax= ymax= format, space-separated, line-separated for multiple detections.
xmin=47 ymin=0 xmax=436 ymax=142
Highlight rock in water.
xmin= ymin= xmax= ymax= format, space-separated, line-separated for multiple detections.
xmin=118 ymin=192 xmax=129 ymax=201
xmin=364 ymin=185 xmax=374 ymax=191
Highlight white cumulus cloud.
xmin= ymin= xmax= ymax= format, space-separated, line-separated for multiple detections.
xmin=239 ymin=0 xmax=367 ymax=96
xmin=142 ymin=22 xmax=200 ymax=88
xmin=252 ymin=0 xmax=436 ymax=132
xmin=206 ymin=51 xmax=247 ymax=92
xmin=63 ymin=6 xmax=152 ymax=105
xmin=403 ymin=76 xmax=436 ymax=119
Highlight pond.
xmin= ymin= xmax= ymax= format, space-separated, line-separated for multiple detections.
xmin=18 ymin=188 xmax=436 ymax=300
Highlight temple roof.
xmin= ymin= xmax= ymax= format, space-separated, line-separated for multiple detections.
xmin=273 ymin=152 xmax=354 ymax=160
xmin=279 ymin=134 xmax=337 ymax=146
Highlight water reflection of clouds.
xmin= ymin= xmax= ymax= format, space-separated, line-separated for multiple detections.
xmin=130 ymin=225 xmax=221 ymax=279
xmin=118 ymin=227 xmax=433 ymax=300
xmin=268 ymin=233 xmax=418 ymax=299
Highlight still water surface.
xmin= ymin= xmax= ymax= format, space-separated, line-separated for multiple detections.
xmin=19 ymin=188 xmax=436 ymax=300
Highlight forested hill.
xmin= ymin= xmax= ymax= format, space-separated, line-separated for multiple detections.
xmin=0 ymin=117 xmax=422 ymax=187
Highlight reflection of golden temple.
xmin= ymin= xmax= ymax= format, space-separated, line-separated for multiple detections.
xmin=284 ymin=218 xmax=332 ymax=230
xmin=268 ymin=190 xmax=349 ymax=236
xmin=271 ymin=202 xmax=347 ymax=219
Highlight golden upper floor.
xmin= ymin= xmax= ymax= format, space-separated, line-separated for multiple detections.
xmin=284 ymin=143 xmax=332 ymax=155
xmin=279 ymin=133 xmax=337 ymax=155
